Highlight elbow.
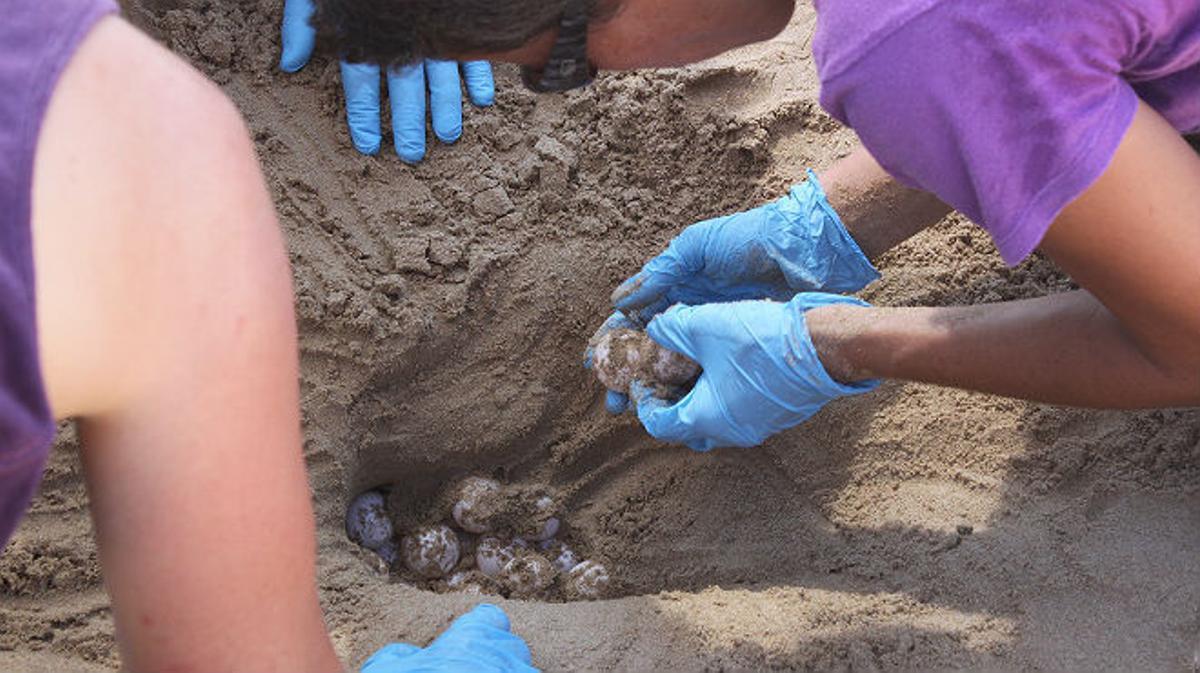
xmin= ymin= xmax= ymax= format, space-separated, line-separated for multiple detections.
xmin=1141 ymin=331 xmax=1200 ymax=407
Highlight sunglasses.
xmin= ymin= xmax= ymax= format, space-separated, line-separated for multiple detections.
xmin=520 ymin=0 xmax=597 ymax=92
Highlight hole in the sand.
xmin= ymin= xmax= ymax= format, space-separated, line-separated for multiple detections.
xmin=346 ymin=476 xmax=611 ymax=602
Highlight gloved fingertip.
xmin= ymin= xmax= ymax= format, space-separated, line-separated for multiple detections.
xmin=346 ymin=117 xmax=382 ymax=155
xmin=635 ymin=298 xmax=672 ymax=327
xmin=385 ymin=64 xmax=428 ymax=164
xmin=424 ymin=60 xmax=464 ymax=144
xmin=433 ymin=126 xmax=463 ymax=145
xmin=279 ymin=50 xmax=309 ymax=74
xmin=279 ymin=0 xmax=316 ymax=72
xmin=360 ymin=642 xmax=421 ymax=672
xmin=340 ymin=61 xmax=382 ymax=155
xmin=461 ymin=603 xmax=511 ymax=631
xmin=462 ymin=61 xmax=496 ymax=106
xmin=395 ymin=142 xmax=426 ymax=164
xmin=611 ymin=272 xmax=648 ymax=309
xmin=627 ymin=379 xmax=652 ymax=403
xmin=470 ymin=88 xmax=496 ymax=108
xmin=351 ymin=132 xmax=382 ymax=156
xmin=614 ymin=277 xmax=677 ymax=319
xmin=636 ymin=405 xmax=679 ymax=442
xmin=391 ymin=108 xmax=426 ymax=163
xmin=605 ymin=390 xmax=630 ymax=414
xmin=644 ymin=307 xmax=700 ymax=361
xmin=602 ymin=311 xmax=636 ymax=331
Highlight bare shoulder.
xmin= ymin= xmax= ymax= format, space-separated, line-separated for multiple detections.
xmin=52 ymin=16 xmax=247 ymax=147
xmin=33 ymin=15 xmax=281 ymax=419
xmin=38 ymin=15 xmax=258 ymax=209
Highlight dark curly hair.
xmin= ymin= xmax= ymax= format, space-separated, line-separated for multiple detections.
xmin=315 ymin=0 xmax=619 ymax=66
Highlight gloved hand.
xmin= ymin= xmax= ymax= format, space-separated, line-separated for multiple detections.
xmin=361 ymin=604 xmax=538 ymax=673
xmin=612 ymin=170 xmax=879 ymax=322
xmin=280 ymin=0 xmax=495 ymax=163
xmin=627 ymin=293 xmax=878 ymax=451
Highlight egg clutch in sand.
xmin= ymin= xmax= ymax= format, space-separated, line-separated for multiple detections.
xmin=340 ymin=324 xmax=698 ymax=601
xmin=345 ymin=477 xmax=611 ymax=601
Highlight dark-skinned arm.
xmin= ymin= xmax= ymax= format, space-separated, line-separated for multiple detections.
xmin=807 ymin=102 xmax=1200 ymax=408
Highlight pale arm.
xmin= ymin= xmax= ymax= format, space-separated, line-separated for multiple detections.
xmin=33 ymin=19 xmax=341 ymax=671
xmin=808 ymin=102 xmax=1200 ymax=407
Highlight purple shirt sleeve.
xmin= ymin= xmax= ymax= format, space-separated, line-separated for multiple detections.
xmin=814 ymin=1 xmax=1142 ymax=265
xmin=0 ymin=0 xmax=118 ymax=551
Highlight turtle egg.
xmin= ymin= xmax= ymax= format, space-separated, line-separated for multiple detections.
xmin=401 ymin=524 xmax=460 ymax=579
xmin=455 ymin=531 xmax=478 ymax=570
xmin=374 ymin=539 xmax=400 ymax=569
xmin=345 ymin=491 xmax=393 ymax=551
xmin=476 ymin=536 xmax=517 ymax=578
xmin=501 ymin=553 xmax=557 ymax=596
xmin=446 ymin=570 xmax=487 ymax=595
xmin=451 ymin=477 xmax=502 ymax=534
xmin=592 ymin=328 xmax=699 ymax=394
xmin=564 ymin=560 xmax=611 ymax=600
xmin=538 ymin=540 xmax=579 ymax=573
xmin=526 ymin=495 xmax=561 ymax=542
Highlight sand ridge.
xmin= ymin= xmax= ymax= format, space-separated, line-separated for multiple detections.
xmin=0 ymin=1 xmax=1197 ymax=671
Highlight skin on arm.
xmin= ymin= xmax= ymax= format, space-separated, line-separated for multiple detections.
xmin=32 ymin=18 xmax=341 ymax=672
xmin=808 ymin=101 xmax=1200 ymax=408
xmin=818 ymin=145 xmax=953 ymax=259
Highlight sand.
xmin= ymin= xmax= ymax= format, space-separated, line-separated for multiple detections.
xmin=1 ymin=1 xmax=1198 ymax=671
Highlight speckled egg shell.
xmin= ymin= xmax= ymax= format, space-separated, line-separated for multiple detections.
xmin=538 ymin=540 xmax=580 ymax=573
xmin=501 ymin=553 xmax=557 ymax=596
xmin=592 ymin=329 xmax=699 ymax=393
xmin=345 ymin=491 xmax=393 ymax=552
xmin=525 ymin=495 xmax=561 ymax=542
xmin=401 ymin=524 xmax=460 ymax=579
xmin=564 ymin=560 xmax=611 ymax=600
xmin=476 ymin=536 xmax=517 ymax=578
xmin=451 ymin=477 xmax=502 ymax=534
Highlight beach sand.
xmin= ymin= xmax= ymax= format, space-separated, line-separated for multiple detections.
xmin=1 ymin=2 xmax=1197 ymax=670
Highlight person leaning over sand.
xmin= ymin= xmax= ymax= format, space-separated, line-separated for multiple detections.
xmin=4 ymin=1 xmax=535 ymax=670
xmin=313 ymin=0 xmax=1200 ymax=449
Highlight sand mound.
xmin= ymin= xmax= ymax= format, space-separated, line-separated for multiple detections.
xmin=1 ymin=2 xmax=1197 ymax=671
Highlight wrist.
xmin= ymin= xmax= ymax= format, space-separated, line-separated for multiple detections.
xmin=805 ymin=302 xmax=876 ymax=384
xmin=767 ymin=172 xmax=881 ymax=293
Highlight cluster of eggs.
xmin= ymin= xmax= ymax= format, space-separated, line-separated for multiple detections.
xmin=345 ymin=477 xmax=611 ymax=600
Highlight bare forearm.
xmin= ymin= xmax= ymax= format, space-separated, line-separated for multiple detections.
xmin=809 ymin=290 xmax=1200 ymax=408
xmin=818 ymin=145 xmax=952 ymax=259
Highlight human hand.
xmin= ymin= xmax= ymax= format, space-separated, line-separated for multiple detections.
xmin=627 ymin=294 xmax=878 ymax=451
xmin=612 ymin=171 xmax=879 ymax=322
xmin=361 ymin=604 xmax=538 ymax=673
xmin=280 ymin=0 xmax=495 ymax=163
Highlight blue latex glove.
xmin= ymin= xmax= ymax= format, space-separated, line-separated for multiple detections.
xmin=612 ymin=171 xmax=880 ymax=322
xmin=280 ymin=0 xmax=495 ymax=162
xmin=627 ymin=294 xmax=879 ymax=451
xmin=361 ymin=604 xmax=538 ymax=673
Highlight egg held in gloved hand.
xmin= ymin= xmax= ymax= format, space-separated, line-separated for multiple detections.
xmin=590 ymin=328 xmax=699 ymax=397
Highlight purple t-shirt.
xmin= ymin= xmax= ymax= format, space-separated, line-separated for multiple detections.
xmin=0 ymin=0 xmax=117 ymax=551
xmin=813 ymin=0 xmax=1200 ymax=264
